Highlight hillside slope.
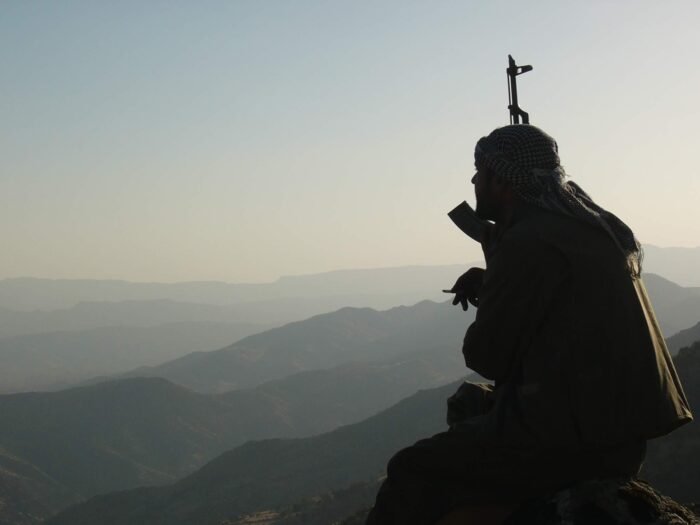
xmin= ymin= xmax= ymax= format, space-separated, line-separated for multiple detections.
xmin=48 ymin=382 xmax=458 ymax=525
xmin=123 ymin=300 xmax=473 ymax=393
xmin=49 ymin=344 xmax=700 ymax=525
xmin=0 ymin=344 xmax=469 ymax=522
xmin=0 ymin=321 xmax=269 ymax=393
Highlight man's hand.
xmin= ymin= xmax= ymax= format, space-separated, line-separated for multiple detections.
xmin=445 ymin=267 xmax=485 ymax=311
xmin=481 ymin=222 xmax=504 ymax=262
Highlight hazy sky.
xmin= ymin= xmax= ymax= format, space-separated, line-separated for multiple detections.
xmin=2 ymin=1 xmax=698 ymax=282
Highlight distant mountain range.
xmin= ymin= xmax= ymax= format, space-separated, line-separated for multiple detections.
xmin=0 ymin=321 xmax=269 ymax=393
xmin=48 ymin=342 xmax=700 ymax=525
xmin=641 ymin=245 xmax=700 ymax=288
xmin=120 ymin=300 xmax=474 ymax=393
xmin=0 ymin=297 xmax=464 ymax=394
xmin=0 ymin=260 xmax=695 ymax=394
xmin=0 ymin=300 xmax=280 ymax=339
xmin=0 ymin=272 xmax=691 ymax=344
xmin=0 ymin=265 xmax=466 ymax=312
xmin=0 ymin=244 xmax=695 ymax=314
xmin=0 ymin=271 xmax=694 ymax=395
xmin=90 ymin=273 xmax=697 ymax=394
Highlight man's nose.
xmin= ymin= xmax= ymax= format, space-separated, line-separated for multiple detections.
xmin=470 ymin=173 xmax=477 ymax=184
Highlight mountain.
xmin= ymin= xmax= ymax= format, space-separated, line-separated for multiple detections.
xmin=0 ymin=271 xmax=690 ymax=395
xmin=0 ymin=266 xmax=465 ymax=312
xmin=47 ymin=382 xmax=459 ymax=525
xmin=0 ymin=292 xmax=460 ymax=341
xmin=0 ymin=299 xmax=477 ymax=521
xmin=0 ymin=268 xmax=693 ymax=346
xmin=1 ymin=246 xmax=696 ymax=313
xmin=0 ymin=344 xmax=470 ymax=522
xmin=217 ymin=344 xmax=468 ymax=437
xmin=0 ymin=378 xmax=231 ymax=498
xmin=0 ymin=322 xmax=269 ymax=393
xmin=113 ymin=275 xmax=699 ymax=394
xmin=0 ymin=300 xmax=275 ymax=339
xmin=3 ymin=247 xmax=697 ymax=313
xmin=642 ymin=245 xmax=700 ymax=288
xmin=225 ymin=479 xmax=382 ymax=525
xmin=642 ymin=340 xmax=700 ymax=502
xmin=48 ymin=342 xmax=700 ymax=525
xmin=0 ymin=449 xmax=81 ymax=525
xmin=0 ymin=297 xmax=468 ymax=394
xmin=641 ymin=273 xmax=700 ymax=336
xmin=667 ymin=322 xmax=700 ymax=355
xmin=122 ymin=300 xmax=474 ymax=393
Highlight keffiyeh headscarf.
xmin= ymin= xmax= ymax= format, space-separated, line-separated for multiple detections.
xmin=475 ymin=125 xmax=642 ymax=276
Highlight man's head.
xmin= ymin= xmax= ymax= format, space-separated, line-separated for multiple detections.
xmin=472 ymin=125 xmax=562 ymax=220
xmin=471 ymin=124 xmax=643 ymax=276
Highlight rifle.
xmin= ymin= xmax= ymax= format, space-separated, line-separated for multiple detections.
xmin=447 ymin=55 xmax=534 ymax=242
xmin=507 ymin=54 xmax=533 ymax=125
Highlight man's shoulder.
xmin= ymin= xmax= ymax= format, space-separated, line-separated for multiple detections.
xmin=507 ymin=205 xmax=606 ymax=245
xmin=491 ymin=210 xmax=570 ymax=268
xmin=502 ymin=205 xmax=624 ymax=273
xmin=501 ymin=207 xmax=562 ymax=247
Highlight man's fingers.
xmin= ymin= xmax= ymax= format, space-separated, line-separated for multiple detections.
xmin=452 ymin=292 xmax=470 ymax=310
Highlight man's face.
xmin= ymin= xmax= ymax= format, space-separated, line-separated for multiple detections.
xmin=471 ymin=167 xmax=498 ymax=220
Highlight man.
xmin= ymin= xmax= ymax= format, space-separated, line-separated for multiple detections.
xmin=366 ymin=125 xmax=692 ymax=525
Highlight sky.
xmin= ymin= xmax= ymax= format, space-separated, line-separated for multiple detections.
xmin=1 ymin=1 xmax=699 ymax=283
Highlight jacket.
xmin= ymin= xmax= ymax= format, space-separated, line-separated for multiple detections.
xmin=463 ymin=204 xmax=692 ymax=452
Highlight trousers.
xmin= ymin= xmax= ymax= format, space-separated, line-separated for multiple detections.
xmin=366 ymin=382 xmax=646 ymax=525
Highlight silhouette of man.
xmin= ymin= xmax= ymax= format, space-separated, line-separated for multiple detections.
xmin=366 ymin=125 xmax=692 ymax=525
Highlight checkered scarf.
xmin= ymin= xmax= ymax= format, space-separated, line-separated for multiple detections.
xmin=474 ymin=125 xmax=642 ymax=276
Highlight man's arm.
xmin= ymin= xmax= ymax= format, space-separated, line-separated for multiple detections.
xmin=463 ymin=233 xmax=569 ymax=383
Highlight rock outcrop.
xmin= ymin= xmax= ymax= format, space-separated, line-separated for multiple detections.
xmin=505 ymin=478 xmax=698 ymax=524
xmin=344 ymin=478 xmax=699 ymax=524
xmin=435 ymin=478 xmax=699 ymax=525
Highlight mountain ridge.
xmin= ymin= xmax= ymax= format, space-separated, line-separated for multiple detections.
xmin=115 ymin=300 xmax=473 ymax=393
xmin=0 ymin=321 xmax=270 ymax=393
xmin=100 ymin=275 xmax=699 ymax=394
xmin=0 ymin=265 xmax=466 ymax=311
xmin=47 ymin=381 xmax=459 ymax=525
xmin=0 ymin=334 xmax=471 ymax=521
xmin=47 ymin=343 xmax=700 ymax=525
xmin=2 ymin=244 xmax=697 ymax=312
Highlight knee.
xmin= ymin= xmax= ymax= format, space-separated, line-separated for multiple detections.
xmin=387 ymin=446 xmax=419 ymax=479
xmin=386 ymin=436 xmax=441 ymax=480
xmin=387 ymin=448 xmax=409 ymax=477
xmin=447 ymin=381 xmax=494 ymax=425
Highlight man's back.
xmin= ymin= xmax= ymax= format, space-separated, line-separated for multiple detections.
xmin=463 ymin=204 xmax=692 ymax=452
